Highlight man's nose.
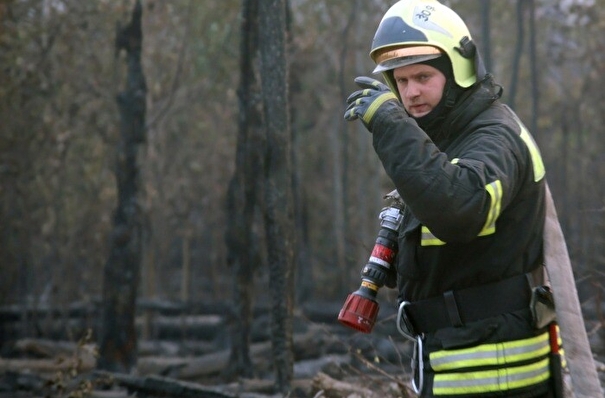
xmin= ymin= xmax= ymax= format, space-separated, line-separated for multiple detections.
xmin=404 ymin=81 xmax=420 ymax=99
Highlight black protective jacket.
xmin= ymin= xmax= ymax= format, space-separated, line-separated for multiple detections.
xmin=371 ymin=75 xmax=550 ymax=397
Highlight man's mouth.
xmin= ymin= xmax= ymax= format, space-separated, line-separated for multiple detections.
xmin=409 ymin=104 xmax=429 ymax=115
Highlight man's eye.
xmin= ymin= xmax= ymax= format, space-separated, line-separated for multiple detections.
xmin=418 ymin=75 xmax=433 ymax=83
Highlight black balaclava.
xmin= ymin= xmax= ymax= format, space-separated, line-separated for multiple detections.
xmin=412 ymin=55 xmax=464 ymax=141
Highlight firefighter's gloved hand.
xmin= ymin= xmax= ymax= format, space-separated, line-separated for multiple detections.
xmin=344 ymin=76 xmax=401 ymax=131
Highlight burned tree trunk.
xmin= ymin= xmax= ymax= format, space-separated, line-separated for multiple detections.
xmin=527 ymin=0 xmax=539 ymax=135
xmin=509 ymin=0 xmax=525 ymax=109
xmin=97 ymin=0 xmax=146 ymax=373
xmin=258 ymin=0 xmax=294 ymax=393
xmin=224 ymin=0 xmax=265 ymax=380
xmin=479 ymin=0 xmax=492 ymax=74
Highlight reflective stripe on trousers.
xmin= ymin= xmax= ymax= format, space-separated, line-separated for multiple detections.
xmin=432 ymin=357 xmax=550 ymax=395
xmin=431 ymin=332 xmax=550 ymax=371
xmin=429 ymin=332 xmax=554 ymax=395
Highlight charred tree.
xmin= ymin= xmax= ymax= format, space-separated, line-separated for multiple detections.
xmin=97 ymin=0 xmax=146 ymax=373
xmin=224 ymin=0 xmax=265 ymax=380
xmin=335 ymin=1 xmax=359 ymax=295
xmin=285 ymin=0 xmax=310 ymax=305
xmin=258 ymin=0 xmax=294 ymax=393
xmin=509 ymin=0 xmax=525 ymax=109
xmin=479 ymin=0 xmax=492 ymax=73
xmin=528 ymin=0 xmax=539 ymax=135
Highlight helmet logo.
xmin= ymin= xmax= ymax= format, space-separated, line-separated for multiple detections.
xmin=413 ymin=4 xmax=452 ymax=39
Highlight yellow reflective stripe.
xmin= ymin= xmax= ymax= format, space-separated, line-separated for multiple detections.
xmin=421 ymin=226 xmax=446 ymax=246
xmin=430 ymin=332 xmax=549 ymax=371
xmin=420 ymin=180 xmax=502 ymax=245
xmin=517 ymin=122 xmax=545 ymax=182
xmin=362 ymin=92 xmax=397 ymax=124
xmin=433 ymin=357 xmax=550 ymax=395
xmin=478 ymin=180 xmax=502 ymax=236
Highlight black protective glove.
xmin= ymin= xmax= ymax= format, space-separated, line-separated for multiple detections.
xmin=344 ymin=76 xmax=401 ymax=131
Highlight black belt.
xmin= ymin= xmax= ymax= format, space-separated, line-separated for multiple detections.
xmin=403 ymin=273 xmax=532 ymax=334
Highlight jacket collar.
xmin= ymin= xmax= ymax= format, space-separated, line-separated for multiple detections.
xmin=432 ymin=74 xmax=502 ymax=148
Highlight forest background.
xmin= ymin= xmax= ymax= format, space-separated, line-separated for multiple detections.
xmin=1 ymin=0 xmax=605 ymax=393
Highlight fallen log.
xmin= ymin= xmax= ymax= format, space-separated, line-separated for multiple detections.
xmin=145 ymin=314 xmax=224 ymax=341
xmin=312 ymin=371 xmax=415 ymax=398
xmin=94 ymin=371 xmax=236 ymax=398
xmin=147 ymin=341 xmax=273 ymax=380
xmin=294 ymin=354 xmax=350 ymax=379
xmin=312 ymin=372 xmax=381 ymax=398
xmin=0 ymin=354 xmax=96 ymax=375
xmin=13 ymin=338 xmax=95 ymax=359
xmin=139 ymin=325 xmax=338 ymax=379
xmin=11 ymin=337 xmax=219 ymax=360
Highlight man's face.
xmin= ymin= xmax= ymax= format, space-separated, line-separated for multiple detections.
xmin=393 ymin=63 xmax=446 ymax=118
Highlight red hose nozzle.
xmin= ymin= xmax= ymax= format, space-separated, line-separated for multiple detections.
xmin=338 ymin=291 xmax=379 ymax=333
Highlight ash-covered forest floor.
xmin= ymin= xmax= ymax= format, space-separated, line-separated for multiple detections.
xmin=2 ymin=299 xmax=605 ymax=397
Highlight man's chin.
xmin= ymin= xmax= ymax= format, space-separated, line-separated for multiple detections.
xmin=409 ymin=109 xmax=431 ymax=118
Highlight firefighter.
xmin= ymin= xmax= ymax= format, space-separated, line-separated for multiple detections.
xmin=344 ymin=1 xmax=562 ymax=397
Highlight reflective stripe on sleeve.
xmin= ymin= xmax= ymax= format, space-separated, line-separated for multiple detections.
xmin=516 ymin=119 xmax=545 ymax=182
xmin=362 ymin=92 xmax=398 ymax=125
xmin=432 ymin=357 xmax=550 ymax=395
xmin=420 ymin=179 xmax=502 ymax=246
xmin=421 ymin=226 xmax=446 ymax=246
xmin=430 ymin=332 xmax=550 ymax=371
xmin=478 ymin=180 xmax=502 ymax=236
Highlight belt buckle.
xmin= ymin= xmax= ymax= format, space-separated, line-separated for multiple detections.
xmin=397 ymin=301 xmax=417 ymax=341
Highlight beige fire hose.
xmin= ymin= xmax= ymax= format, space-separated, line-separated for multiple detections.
xmin=544 ymin=182 xmax=603 ymax=397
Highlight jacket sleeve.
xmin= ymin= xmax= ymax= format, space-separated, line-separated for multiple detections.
xmin=371 ymin=109 xmax=520 ymax=243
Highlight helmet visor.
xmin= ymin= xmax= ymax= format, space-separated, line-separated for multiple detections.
xmin=372 ymin=45 xmax=443 ymax=74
